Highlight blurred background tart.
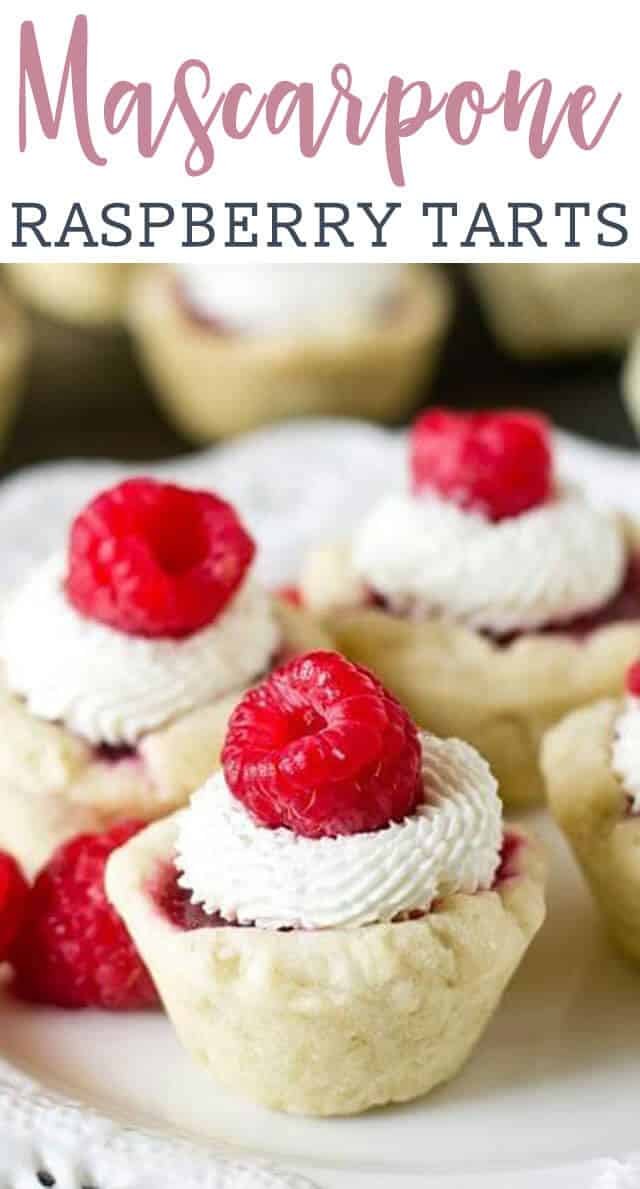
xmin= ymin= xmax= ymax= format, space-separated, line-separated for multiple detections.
xmin=469 ymin=264 xmax=640 ymax=359
xmin=126 ymin=263 xmax=452 ymax=440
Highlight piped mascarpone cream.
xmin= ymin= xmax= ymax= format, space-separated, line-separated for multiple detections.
xmin=175 ymin=732 xmax=503 ymax=931
xmin=178 ymin=263 xmax=407 ymax=339
xmin=352 ymin=486 xmax=626 ymax=635
xmin=612 ymin=698 xmax=640 ymax=813
xmin=1 ymin=554 xmax=280 ymax=746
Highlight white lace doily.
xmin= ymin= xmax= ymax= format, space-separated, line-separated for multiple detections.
xmin=1 ymin=416 xmax=640 ymax=1189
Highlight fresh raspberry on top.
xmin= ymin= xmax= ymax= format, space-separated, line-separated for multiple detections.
xmin=626 ymin=659 xmax=640 ymax=696
xmin=222 ymin=650 xmax=422 ymax=838
xmin=0 ymin=853 xmax=29 ymax=962
xmin=11 ymin=822 xmax=159 ymax=1011
xmin=410 ymin=408 xmax=553 ymax=521
xmin=67 ymin=478 xmax=255 ymax=638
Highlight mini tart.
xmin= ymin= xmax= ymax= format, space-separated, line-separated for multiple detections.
xmin=301 ymin=525 xmax=640 ymax=809
xmin=468 ymin=264 xmax=640 ymax=359
xmin=542 ymin=699 xmax=640 ymax=964
xmin=0 ymin=599 xmax=330 ymax=877
xmin=5 ymin=264 xmax=133 ymax=328
xmin=126 ymin=265 xmax=452 ymax=441
xmin=0 ymin=288 xmax=29 ymax=444
xmin=622 ymin=332 xmax=640 ymax=437
xmin=106 ymin=815 xmax=545 ymax=1117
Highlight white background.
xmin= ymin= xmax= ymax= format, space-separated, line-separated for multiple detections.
xmin=0 ymin=0 xmax=637 ymax=260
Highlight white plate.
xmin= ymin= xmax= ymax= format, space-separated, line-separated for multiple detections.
xmin=1 ymin=419 xmax=640 ymax=1189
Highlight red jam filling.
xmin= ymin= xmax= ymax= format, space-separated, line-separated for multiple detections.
xmin=177 ymin=283 xmax=232 ymax=336
xmin=150 ymin=830 xmax=522 ymax=934
xmin=368 ymin=557 xmax=640 ymax=645
xmin=93 ymin=743 xmax=139 ymax=765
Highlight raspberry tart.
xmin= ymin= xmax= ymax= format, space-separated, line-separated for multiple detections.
xmin=5 ymin=264 xmax=133 ymax=328
xmin=542 ymin=659 xmax=640 ymax=965
xmin=0 ymin=478 xmax=329 ymax=876
xmin=106 ymin=651 xmax=546 ymax=1117
xmin=301 ymin=408 xmax=640 ymax=807
xmin=0 ymin=285 xmax=29 ymax=448
xmin=469 ymin=264 xmax=640 ymax=358
xmin=126 ymin=263 xmax=451 ymax=440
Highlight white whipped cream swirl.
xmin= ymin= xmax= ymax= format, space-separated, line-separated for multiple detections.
xmin=352 ymin=487 xmax=625 ymax=635
xmin=175 ymin=732 xmax=503 ymax=931
xmin=612 ymin=697 xmax=640 ymax=813
xmin=178 ymin=263 xmax=406 ymax=339
xmin=1 ymin=554 xmax=280 ymax=746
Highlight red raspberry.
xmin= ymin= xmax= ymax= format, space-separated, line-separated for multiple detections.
xmin=11 ymin=822 xmax=159 ymax=1011
xmin=276 ymin=585 xmax=303 ymax=607
xmin=626 ymin=659 xmax=640 ymax=696
xmin=410 ymin=408 xmax=553 ymax=521
xmin=222 ymin=650 xmax=422 ymax=838
xmin=0 ymin=853 xmax=29 ymax=961
xmin=67 ymin=478 xmax=256 ymax=638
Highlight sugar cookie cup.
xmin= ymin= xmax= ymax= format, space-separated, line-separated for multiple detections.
xmin=469 ymin=264 xmax=640 ymax=359
xmin=126 ymin=264 xmax=452 ymax=441
xmin=107 ymin=650 xmax=546 ymax=1116
xmin=5 ymin=264 xmax=133 ymax=328
xmin=0 ymin=288 xmax=29 ymax=446
xmin=542 ymin=695 xmax=640 ymax=965
xmin=107 ymin=815 xmax=544 ymax=1116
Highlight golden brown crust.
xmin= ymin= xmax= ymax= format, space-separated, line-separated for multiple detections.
xmin=542 ymin=699 xmax=640 ymax=964
xmin=106 ymin=816 xmax=545 ymax=1116
xmin=0 ymin=599 xmax=330 ymax=875
xmin=126 ymin=265 xmax=452 ymax=441
xmin=5 ymin=264 xmax=133 ymax=327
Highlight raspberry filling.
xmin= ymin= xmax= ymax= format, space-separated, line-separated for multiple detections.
xmin=222 ymin=651 xmax=423 ymax=838
xmin=366 ymin=555 xmax=640 ymax=644
xmin=177 ymin=282 xmax=232 ymax=336
xmin=93 ymin=742 xmax=139 ymax=765
xmin=150 ymin=831 xmax=522 ymax=933
xmin=67 ymin=478 xmax=256 ymax=639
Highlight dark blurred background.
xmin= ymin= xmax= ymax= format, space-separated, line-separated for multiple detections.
xmin=1 ymin=264 xmax=637 ymax=478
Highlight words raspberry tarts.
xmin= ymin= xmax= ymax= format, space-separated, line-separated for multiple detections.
xmin=126 ymin=263 xmax=451 ymax=440
xmin=0 ymin=478 xmax=329 ymax=876
xmin=542 ymin=659 xmax=640 ymax=965
xmin=301 ymin=409 xmax=640 ymax=807
xmin=106 ymin=651 xmax=545 ymax=1117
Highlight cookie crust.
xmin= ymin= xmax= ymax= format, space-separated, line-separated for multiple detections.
xmin=126 ymin=265 xmax=451 ymax=441
xmin=106 ymin=816 xmax=545 ymax=1117
xmin=542 ymin=699 xmax=640 ymax=964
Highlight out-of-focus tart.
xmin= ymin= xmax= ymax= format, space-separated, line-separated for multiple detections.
xmin=126 ymin=263 xmax=452 ymax=440
xmin=469 ymin=264 xmax=640 ymax=359
xmin=0 ymin=287 xmax=29 ymax=445
xmin=301 ymin=408 xmax=640 ymax=807
xmin=543 ymin=658 xmax=640 ymax=964
xmin=0 ymin=477 xmax=329 ymax=875
xmin=107 ymin=650 xmax=545 ymax=1116
xmin=5 ymin=264 xmax=132 ymax=328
